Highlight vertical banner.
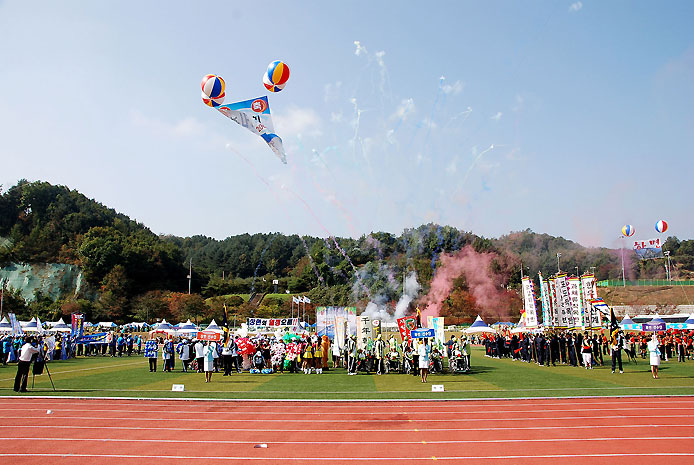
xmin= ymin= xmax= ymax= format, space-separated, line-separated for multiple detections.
xmin=549 ymin=278 xmax=558 ymax=327
xmin=316 ymin=307 xmax=357 ymax=338
xmin=539 ymin=273 xmax=552 ymax=328
xmin=581 ymin=275 xmax=600 ymax=329
xmin=357 ymin=315 xmax=372 ymax=349
xmin=553 ymin=274 xmax=573 ymax=329
xmin=71 ymin=313 xmax=84 ymax=338
xmin=8 ymin=313 xmax=23 ymax=336
xmin=521 ymin=277 xmax=539 ymax=327
xmin=397 ymin=316 xmax=416 ymax=343
xmin=568 ymin=277 xmax=583 ymax=329
xmin=427 ymin=316 xmax=445 ymax=347
xmin=334 ymin=316 xmax=346 ymax=350
xmin=371 ymin=319 xmax=381 ymax=339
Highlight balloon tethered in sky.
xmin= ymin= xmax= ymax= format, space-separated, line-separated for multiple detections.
xmin=622 ymin=225 xmax=635 ymax=237
xmin=201 ymin=74 xmax=225 ymax=99
xmin=263 ymin=60 xmax=290 ymax=92
xmin=655 ymin=220 xmax=668 ymax=233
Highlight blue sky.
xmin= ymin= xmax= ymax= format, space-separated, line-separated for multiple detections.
xmin=1 ymin=1 xmax=692 ymax=248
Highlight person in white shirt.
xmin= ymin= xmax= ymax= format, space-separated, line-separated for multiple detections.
xmin=647 ymin=335 xmax=661 ymax=379
xmin=194 ymin=340 xmax=204 ymax=373
xmin=14 ymin=337 xmax=40 ymax=393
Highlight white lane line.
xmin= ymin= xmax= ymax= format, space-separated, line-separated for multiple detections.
xmin=2 ymin=385 xmax=694 ymax=395
xmin=0 ymin=361 xmax=142 ymax=382
xmin=1 ymin=405 xmax=692 ymax=416
xmin=0 ymin=413 xmax=691 ymax=423
xmin=0 ymin=452 xmax=692 ymax=461
xmin=1 ymin=436 xmax=693 ymax=445
xmin=2 ymin=395 xmax=694 ymax=405
xmin=0 ymin=423 xmax=690 ymax=433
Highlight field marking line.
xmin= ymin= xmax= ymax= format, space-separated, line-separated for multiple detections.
xmin=3 ymin=394 xmax=694 ymax=404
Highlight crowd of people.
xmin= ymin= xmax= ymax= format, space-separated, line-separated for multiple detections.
xmin=479 ymin=328 xmax=693 ymax=376
xmin=139 ymin=332 xmax=474 ymax=383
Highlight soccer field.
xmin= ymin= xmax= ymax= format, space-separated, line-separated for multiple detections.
xmin=1 ymin=347 xmax=693 ymax=400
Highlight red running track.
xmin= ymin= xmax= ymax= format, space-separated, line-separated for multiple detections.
xmin=0 ymin=396 xmax=693 ymax=465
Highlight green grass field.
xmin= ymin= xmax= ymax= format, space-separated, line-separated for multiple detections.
xmin=1 ymin=347 xmax=692 ymax=400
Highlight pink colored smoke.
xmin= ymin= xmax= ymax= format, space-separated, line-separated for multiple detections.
xmin=420 ymin=245 xmax=509 ymax=321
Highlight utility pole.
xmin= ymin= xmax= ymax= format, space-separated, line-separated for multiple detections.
xmin=556 ymin=253 xmax=561 ymax=273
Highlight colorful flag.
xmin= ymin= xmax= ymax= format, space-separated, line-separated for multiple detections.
xmin=222 ymin=304 xmax=230 ymax=344
xmin=610 ymin=307 xmax=620 ymax=345
xmin=217 ymin=96 xmax=287 ymax=164
xmin=397 ymin=316 xmax=416 ymax=343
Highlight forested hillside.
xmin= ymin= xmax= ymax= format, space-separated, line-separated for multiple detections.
xmin=1 ymin=180 xmax=691 ymax=324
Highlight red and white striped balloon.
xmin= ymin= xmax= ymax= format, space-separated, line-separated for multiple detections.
xmin=655 ymin=220 xmax=668 ymax=234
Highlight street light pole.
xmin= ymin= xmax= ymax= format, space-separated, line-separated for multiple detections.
xmin=187 ymin=258 xmax=192 ymax=295
xmin=620 ymin=236 xmax=626 ymax=288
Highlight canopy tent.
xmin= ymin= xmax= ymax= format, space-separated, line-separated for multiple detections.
xmin=203 ymin=319 xmax=224 ymax=333
xmin=153 ymin=319 xmax=174 ymax=331
xmin=0 ymin=317 xmax=11 ymax=332
xmin=176 ymin=319 xmax=199 ymax=335
xmin=464 ymin=315 xmax=497 ymax=334
xmin=684 ymin=314 xmax=694 ymax=330
xmin=50 ymin=318 xmax=72 ymax=333
xmin=97 ymin=322 xmax=117 ymax=329
xmin=22 ymin=317 xmax=42 ymax=332
xmin=619 ymin=314 xmax=641 ymax=331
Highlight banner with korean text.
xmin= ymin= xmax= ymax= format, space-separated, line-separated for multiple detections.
xmin=568 ymin=277 xmax=583 ymax=329
xmin=539 ymin=273 xmax=553 ymax=328
xmin=553 ymin=274 xmax=573 ymax=329
xmin=521 ymin=277 xmax=539 ymax=327
xmin=581 ymin=275 xmax=601 ymax=329
xmin=633 ymin=238 xmax=664 ymax=260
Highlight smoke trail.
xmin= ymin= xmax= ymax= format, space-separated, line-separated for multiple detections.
xmin=251 ymin=234 xmax=277 ymax=292
xmin=225 ymin=144 xmax=324 ymax=286
xmin=460 ymin=144 xmax=495 ymax=190
xmin=423 ymin=76 xmax=446 ymax=148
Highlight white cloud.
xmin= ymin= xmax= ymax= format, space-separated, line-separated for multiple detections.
xmin=569 ymin=1 xmax=583 ymax=13
xmin=274 ymin=106 xmax=323 ymax=138
xmin=442 ymin=80 xmax=464 ymax=95
xmin=491 ymin=112 xmax=503 ymax=121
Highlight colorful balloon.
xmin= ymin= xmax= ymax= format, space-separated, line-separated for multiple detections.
xmin=201 ymin=74 xmax=225 ymax=99
xmin=263 ymin=60 xmax=290 ymax=92
xmin=622 ymin=225 xmax=635 ymax=237
xmin=263 ymin=74 xmax=286 ymax=93
xmin=201 ymin=91 xmax=224 ymax=108
xmin=655 ymin=220 xmax=668 ymax=233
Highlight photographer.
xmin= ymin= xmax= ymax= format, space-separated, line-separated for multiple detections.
xmin=14 ymin=336 xmax=39 ymax=393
